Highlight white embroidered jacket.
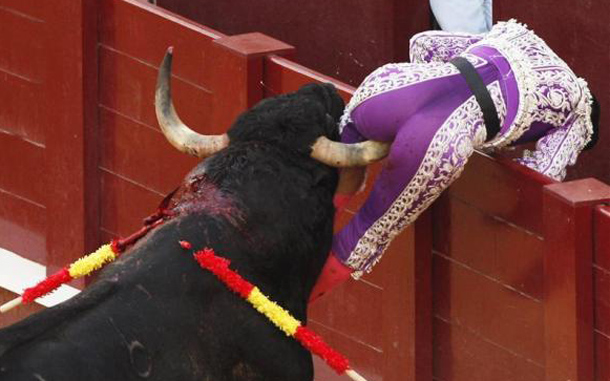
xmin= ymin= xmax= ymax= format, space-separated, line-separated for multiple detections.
xmin=407 ymin=20 xmax=594 ymax=181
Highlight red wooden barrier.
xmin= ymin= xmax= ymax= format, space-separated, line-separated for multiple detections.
xmin=1 ymin=2 xmax=609 ymax=381
xmin=543 ymin=179 xmax=610 ymax=381
xmin=594 ymin=206 xmax=610 ymax=381
xmin=432 ymin=156 xmax=551 ymax=381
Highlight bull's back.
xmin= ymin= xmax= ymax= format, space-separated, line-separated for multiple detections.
xmin=0 ymin=216 xmax=314 ymax=381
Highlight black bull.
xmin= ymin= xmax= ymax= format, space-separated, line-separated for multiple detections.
xmin=0 ymin=83 xmax=344 ymax=381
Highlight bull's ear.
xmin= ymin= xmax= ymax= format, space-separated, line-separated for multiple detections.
xmin=310 ymin=137 xmax=390 ymax=167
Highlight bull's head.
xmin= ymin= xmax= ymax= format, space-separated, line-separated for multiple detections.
xmin=154 ymin=48 xmax=389 ymax=167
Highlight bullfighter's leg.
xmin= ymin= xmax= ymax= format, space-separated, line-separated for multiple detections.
xmin=332 ymin=101 xmax=487 ymax=277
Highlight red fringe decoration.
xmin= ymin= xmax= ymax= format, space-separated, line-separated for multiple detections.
xmin=179 ymin=240 xmax=193 ymax=250
xmin=22 ymin=268 xmax=73 ymax=304
xmin=110 ymin=239 xmax=123 ymax=254
xmin=295 ymin=326 xmax=350 ymax=374
xmin=193 ymin=249 xmax=254 ymax=299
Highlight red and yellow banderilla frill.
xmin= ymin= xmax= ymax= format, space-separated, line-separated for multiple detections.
xmin=0 ymin=218 xmax=166 ymax=313
xmin=190 ymin=245 xmax=368 ymax=381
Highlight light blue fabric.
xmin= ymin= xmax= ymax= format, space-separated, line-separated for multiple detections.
xmin=430 ymin=0 xmax=493 ymax=34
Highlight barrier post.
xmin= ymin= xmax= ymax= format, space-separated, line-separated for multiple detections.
xmin=213 ymin=32 xmax=294 ymax=111
xmin=543 ymin=178 xmax=610 ymax=381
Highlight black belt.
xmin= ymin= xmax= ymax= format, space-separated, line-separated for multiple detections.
xmin=450 ymin=56 xmax=500 ymax=142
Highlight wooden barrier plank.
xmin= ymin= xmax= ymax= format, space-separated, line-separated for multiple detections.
xmin=42 ymin=0 xmax=101 ymax=277
xmin=543 ymin=178 xmax=610 ymax=381
xmin=433 ymin=196 xmax=544 ymax=300
xmin=383 ymin=211 xmax=433 ymax=381
xmin=98 ymin=45 xmax=215 ymax=133
xmin=100 ymin=0 xmax=223 ymax=88
xmin=0 ymin=7 xmax=44 ymax=83
xmin=433 ymin=253 xmax=545 ymax=364
xmin=595 ymin=206 xmax=610 ymax=342
xmin=433 ymin=316 xmax=544 ymax=381
xmin=595 ymin=206 xmax=610 ymax=271
xmin=264 ymin=55 xmax=355 ymax=100
xmin=595 ymin=266 xmax=610 ymax=337
xmin=448 ymin=154 xmax=555 ymax=236
xmin=99 ymin=107 xmax=199 ymax=194
xmin=0 ymin=191 xmax=45 ymax=264
xmin=0 ymin=65 xmax=44 ymax=144
xmin=0 ymin=131 xmax=45 ymax=206
xmin=309 ymin=279 xmax=383 ymax=349
xmin=596 ymin=332 xmax=610 ymax=381
xmin=100 ymin=170 xmax=164 ymax=237
xmin=0 ymin=0 xmax=49 ymax=22
xmin=309 ymin=320 xmax=384 ymax=381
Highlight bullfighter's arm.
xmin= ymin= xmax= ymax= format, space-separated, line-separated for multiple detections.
xmin=515 ymin=94 xmax=595 ymax=181
xmin=409 ymin=31 xmax=483 ymax=63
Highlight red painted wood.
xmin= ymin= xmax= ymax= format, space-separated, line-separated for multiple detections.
xmin=100 ymin=0 xmax=225 ymax=84
xmin=0 ymin=7 xmax=45 ymax=83
xmin=0 ymin=7 xmax=46 ymax=144
xmin=38 ymin=0 xmax=101 ymax=282
xmin=433 ymin=316 xmax=544 ymax=381
xmin=309 ymin=278 xmax=383 ymax=350
xmin=0 ymin=191 xmax=45 ymax=264
xmin=0 ymin=73 xmax=44 ymax=145
xmin=99 ymin=107 xmax=199 ymax=194
xmin=0 ymin=0 xmax=49 ymax=22
xmin=433 ymin=196 xmax=544 ymax=300
xmin=98 ymin=45 xmax=215 ymax=134
xmin=448 ymin=154 xmax=555 ymax=236
xmin=384 ymin=211 xmax=432 ymax=381
xmin=100 ymin=170 xmax=164 ymax=237
xmin=82 ymin=0 xmax=102 ymax=263
xmin=595 ymin=266 xmax=610 ymax=337
xmin=0 ymin=1 xmax=49 ymax=274
xmin=215 ymin=33 xmax=295 ymax=106
xmin=596 ymin=332 xmax=610 ymax=381
xmin=433 ymin=253 xmax=544 ymax=364
xmin=309 ymin=320 xmax=384 ymax=381
xmin=595 ymin=206 xmax=610 ymax=271
xmin=543 ymin=179 xmax=610 ymax=381
xmin=0 ymin=131 xmax=45 ymax=206
xmin=264 ymin=55 xmax=356 ymax=101
xmin=595 ymin=206 xmax=610 ymax=341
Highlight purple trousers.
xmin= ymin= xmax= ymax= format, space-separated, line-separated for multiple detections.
xmin=333 ymin=20 xmax=595 ymax=277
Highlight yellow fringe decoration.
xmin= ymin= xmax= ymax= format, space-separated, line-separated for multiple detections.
xmin=68 ymin=244 xmax=118 ymax=278
xmin=247 ymin=287 xmax=301 ymax=336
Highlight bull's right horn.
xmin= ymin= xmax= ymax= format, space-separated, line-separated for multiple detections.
xmin=310 ymin=137 xmax=390 ymax=167
xmin=155 ymin=47 xmax=229 ymax=157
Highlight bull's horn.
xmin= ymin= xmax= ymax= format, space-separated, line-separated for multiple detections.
xmin=310 ymin=137 xmax=390 ymax=167
xmin=155 ymin=47 xmax=229 ymax=157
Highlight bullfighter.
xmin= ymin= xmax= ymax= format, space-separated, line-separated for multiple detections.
xmin=311 ymin=19 xmax=600 ymax=299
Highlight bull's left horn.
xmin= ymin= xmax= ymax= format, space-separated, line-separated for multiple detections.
xmin=310 ymin=137 xmax=390 ymax=167
xmin=155 ymin=47 xmax=229 ymax=157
